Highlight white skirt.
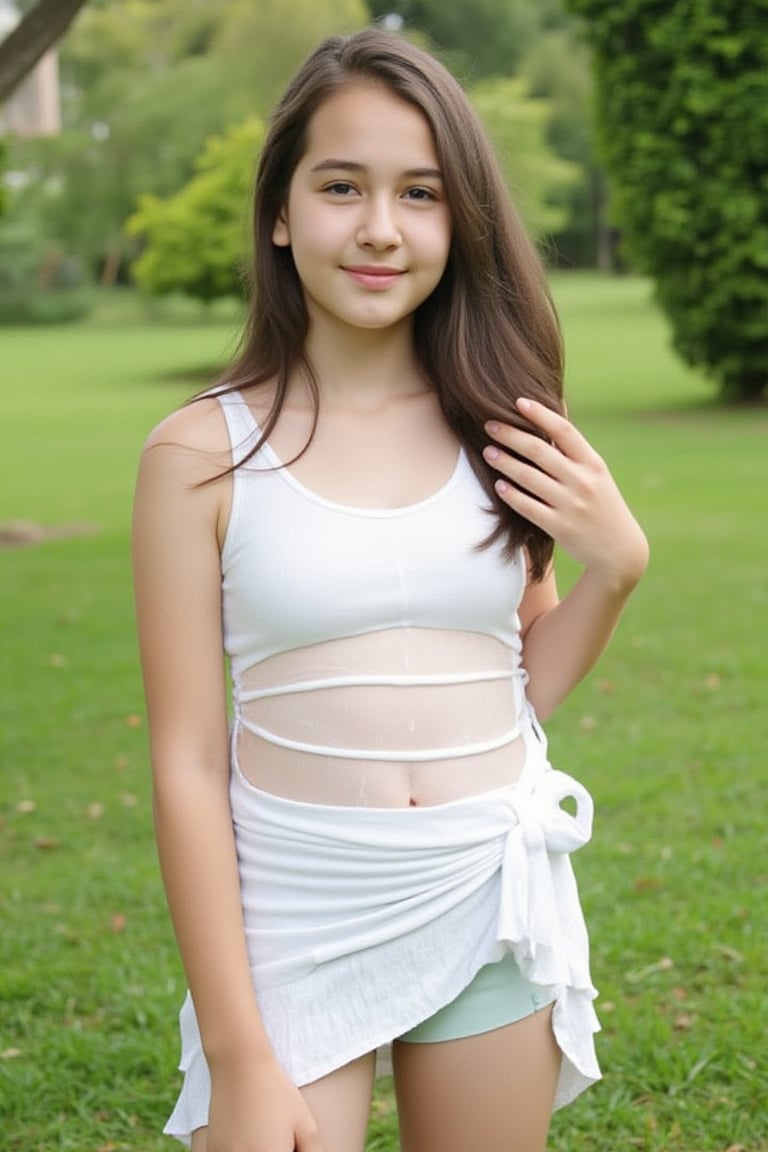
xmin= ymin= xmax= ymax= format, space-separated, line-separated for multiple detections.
xmin=164 ymin=721 xmax=601 ymax=1145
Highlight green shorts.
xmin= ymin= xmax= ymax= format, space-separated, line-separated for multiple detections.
xmin=397 ymin=952 xmax=556 ymax=1044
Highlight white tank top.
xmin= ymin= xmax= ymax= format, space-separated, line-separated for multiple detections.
xmin=217 ymin=390 xmax=529 ymax=763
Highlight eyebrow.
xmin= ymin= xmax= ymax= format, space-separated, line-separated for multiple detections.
xmin=310 ymin=159 xmax=443 ymax=180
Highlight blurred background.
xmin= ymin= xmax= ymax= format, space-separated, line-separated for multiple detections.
xmin=0 ymin=0 xmax=605 ymax=312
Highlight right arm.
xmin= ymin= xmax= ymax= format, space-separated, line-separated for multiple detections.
xmin=132 ymin=402 xmax=323 ymax=1152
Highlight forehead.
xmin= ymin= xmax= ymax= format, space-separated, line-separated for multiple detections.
xmin=300 ymin=82 xmax=440 ymax=172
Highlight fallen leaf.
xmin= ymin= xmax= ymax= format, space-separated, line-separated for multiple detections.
xmin=120 ymin=793 xmax=138 ymax=808
xmin=714 ymin=944 xmax=744 ymax=963
xmin=626 ymin=956 xmax=674 ymax=983
xmin=704 ymin=672 xmax=721 ymax=689
xmin=632 ymin=876 xmax=663 ymax=892
xmin=111 ymin=913 xmax=127 ymax=934
xmin=35 ymin=837 xmax=60 ymax=850
xmin=125 ymin=714 xmax=142 ymax=728
xmin=671 ymin=987 xmax=687 ymax=1000
xmin=49 ymin=653 xmax=67 ymax=668
xmin=16 ymin=799 xmax=36 ymax=814
xmin=1 ymin=1049 xmax=22 ymax=1060
xmin=673 ymin=1013 xmax=695 ymax=1030
xmin=579 ymin=715 xmax=596 ymax=731
xmin=87 ymin=802 xmax=104 ymax=820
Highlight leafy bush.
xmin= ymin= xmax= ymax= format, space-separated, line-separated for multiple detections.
xmin=566 ymin=0 xmax=768 ymax=399
xmin=469 ymin=76 xmax=580 ymax=239
xmin=0 ymin=218 xmax=92 ymax=324
xmin=127 ymin=118 xmax=265 ymax=304
xmin=0 ymin=138 xmax=7 ymax=217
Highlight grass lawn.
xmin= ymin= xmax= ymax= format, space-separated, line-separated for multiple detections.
xmin=1 ymin=276 xmax=766 ymax=1151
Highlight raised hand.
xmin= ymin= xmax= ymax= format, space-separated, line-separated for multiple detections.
xmin=483 ymin=397 xmax=649 ymax=591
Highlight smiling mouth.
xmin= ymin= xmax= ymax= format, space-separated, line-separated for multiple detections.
xmin=342 ymin=266 xmax=405 ymax=288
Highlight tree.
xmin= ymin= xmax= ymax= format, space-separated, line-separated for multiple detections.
xmin=518 ymin=27 xmax=606 ymax=268
xmin=367 ymin=0 xmax=566 ymax=78
xmin=127 ymin=118 xmax=265 ymax=303
xmin=0 ymin=0 xmax=89 ymax=103
xmin=566 ymin=0 xmax=768 ymax=400
xmin=6 ymin=0 xmax=368 ymax=276
xmin=468 ymin=76 xmax=580 ymax=240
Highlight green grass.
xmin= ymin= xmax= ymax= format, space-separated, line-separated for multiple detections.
xmin=1 ymin=276 xmax=766 ymax=1150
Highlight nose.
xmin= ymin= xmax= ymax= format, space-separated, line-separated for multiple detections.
xmin=356 ymin=194 xmax=402 ymax=250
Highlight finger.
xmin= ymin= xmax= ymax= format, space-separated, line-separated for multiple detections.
xmin=487 ymin=399 xmax=589 ymax=461
xmin=494 ymin=478 xmax=557 ymax=534
xmin=482 ymin=445 xmax=560 ymax=505
xmin=484 ymin=424 xmax=568 ymax=480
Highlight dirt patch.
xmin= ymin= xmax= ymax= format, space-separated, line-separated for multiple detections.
xmin=0 ymin=520 xmax=99 ymax=548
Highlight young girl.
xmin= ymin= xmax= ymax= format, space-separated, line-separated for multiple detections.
xmin=133 ymin=28 xmax=648 ymax=1152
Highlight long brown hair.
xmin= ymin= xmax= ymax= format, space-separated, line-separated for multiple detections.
xmin=212 ymin=28 xmax=564 ymax=580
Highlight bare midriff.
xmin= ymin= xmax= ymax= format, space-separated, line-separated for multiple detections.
xmin=235 ymin=628 xmax=527 ymax=808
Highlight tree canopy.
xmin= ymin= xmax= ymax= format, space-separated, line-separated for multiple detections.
xmin=566 ymin=0 xmax=768 ymax=400
xmin=127 ymin=119 xmax=265 ymax=303
xmin=367 ymin=0 xmax=567 ymax=78
xmin=469 ymin=76 xmax=579 ymax=238
xmin=2 ymin=0 xmax=602 ymax=310
xmin=7 ymin=0 xmax=368 ymax=280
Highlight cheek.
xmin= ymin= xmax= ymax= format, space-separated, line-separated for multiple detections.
xmin=288 ymin=232 xmax=333 ymax=287
xmin=291 ymin=207 xmax=342 ymax=255
xmin=421 ymin=211 xmax=452 ymax=260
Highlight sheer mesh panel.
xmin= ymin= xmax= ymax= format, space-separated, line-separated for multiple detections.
xmin=234 ymin=629 xmax=528 ymax=805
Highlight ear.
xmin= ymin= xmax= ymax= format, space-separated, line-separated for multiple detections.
xmin=272 ymin=208 xmax=290 ymax=247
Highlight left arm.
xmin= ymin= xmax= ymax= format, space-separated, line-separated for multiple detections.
xmin=484 ymin=398 xmax=649 ymax=721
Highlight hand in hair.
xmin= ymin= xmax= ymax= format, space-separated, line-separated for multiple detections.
xmin=483 ymin=398 xmax=649 ymax=593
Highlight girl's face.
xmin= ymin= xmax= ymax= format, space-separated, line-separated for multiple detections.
xmin=273 ymin=82 xmax=452 ymax=339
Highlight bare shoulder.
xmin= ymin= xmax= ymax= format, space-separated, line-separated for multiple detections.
xmin=140 ymin=395 xmax=231 ymax=485
xmin=134 ymin=396 xmax=235 ymax=552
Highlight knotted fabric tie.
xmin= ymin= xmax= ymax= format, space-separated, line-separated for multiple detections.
xmin=498 ymin=768 xmax=593 ymax=986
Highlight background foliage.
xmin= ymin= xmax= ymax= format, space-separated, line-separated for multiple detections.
xmin=4 ymin=0 xmax=768 ymax=397
xmin=2 ymin=0 xmax=598 ymax=304
xmin=566 ymin=0 xmax=768 ymax=400
xmin=367 ymin=0 xmax=567 ymax=79
xmin=4 ymin=0 xmax=369 ymax=285
xmin=128 ymin=119 xmax=264 ymax=303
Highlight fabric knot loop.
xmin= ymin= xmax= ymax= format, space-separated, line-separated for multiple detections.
xmin=526 ymin=767 xmax=594 ymax=854
xmin=497 ymin=767 xmax=595 ymax=983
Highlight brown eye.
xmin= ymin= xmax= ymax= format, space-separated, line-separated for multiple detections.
xmin=324 ymin=182 xmax=357 ymax=196
xmin=404 ymin=187 xmax=437 ymax=201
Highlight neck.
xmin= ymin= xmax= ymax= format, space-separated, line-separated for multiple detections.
xmin=295 ymin=314 xmax=428 ymax=410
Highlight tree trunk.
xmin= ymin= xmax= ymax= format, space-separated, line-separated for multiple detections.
xmin=0 ymin=0 xmax=89 ymax=105
xmin=100 ymin=246 xmax=122 ymax=288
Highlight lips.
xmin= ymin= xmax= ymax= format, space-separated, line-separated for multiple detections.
xmin=342 ymin=265 xmax=405 ymax=289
